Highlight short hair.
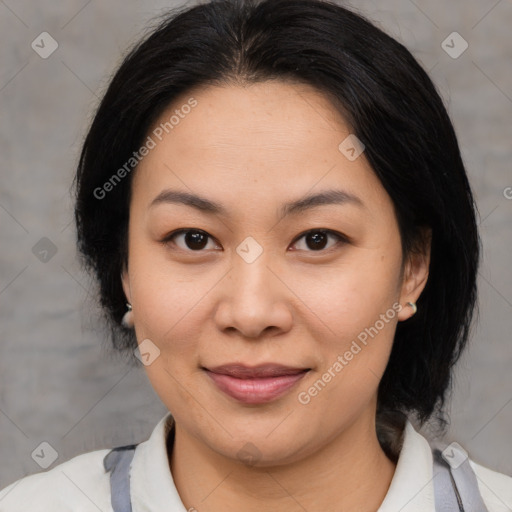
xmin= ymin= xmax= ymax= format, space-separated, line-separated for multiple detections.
xmin=73 ymin=0 xmax=481 ymax=453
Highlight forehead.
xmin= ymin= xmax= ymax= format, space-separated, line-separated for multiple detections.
xmin=131 ymin=81 xmax=391 ymax=217
xmin=156 ymin=80 xmax=350 ymax=156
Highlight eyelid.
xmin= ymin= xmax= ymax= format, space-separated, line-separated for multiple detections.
xmin=161 ymin=228 xmax=349 ymax=252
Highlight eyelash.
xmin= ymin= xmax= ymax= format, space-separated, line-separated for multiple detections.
xmin=160 ymin=228 xmax=348 ymax=254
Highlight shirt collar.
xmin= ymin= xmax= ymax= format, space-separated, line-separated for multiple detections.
xmin=377 ymin=419 xmax=436 ymax=511
xmin=130 ymin=412 xmax=436 ymax=512
xmin=130 ymin=413 xmax=185 ymax=511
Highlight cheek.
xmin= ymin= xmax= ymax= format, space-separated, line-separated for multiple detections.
xmin=292 ymin=248 xmax=401 ymax=332
xmin=294 ymin=244 xmax=401 ymax=381
xmin=127 ymin=245 xmax=200 ymax=351
xmin=134 ymin=281 xmax=201 ymax=356
xmin=298 ymin=311 xmax=397 ymax=430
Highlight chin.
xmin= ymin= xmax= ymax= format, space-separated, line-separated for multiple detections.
xmin=204 ymin=425 xmax=317 ymax=468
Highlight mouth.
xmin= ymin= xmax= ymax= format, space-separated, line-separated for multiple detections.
xmin=202 ymin=363 xmax=311 ymax=404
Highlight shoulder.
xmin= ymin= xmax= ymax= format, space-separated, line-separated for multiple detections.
xmin=0 ymin=447 xmax=113 ymax=512
xmin=400 ymin=420 xmax=512 ymax=511
xmin=469 ymin=458 xmax=512 ymax=512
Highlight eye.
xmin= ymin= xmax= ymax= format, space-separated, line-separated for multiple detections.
xmin=161 ymin=229 xmax=220 ymax=252
xmin=290 ymin=229 xmax=347 ymax=252
xmin=161 ymin=228 xmax=348 ymax=253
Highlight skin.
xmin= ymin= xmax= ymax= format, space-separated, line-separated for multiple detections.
xmin=121 ymin=80 xmax=431 ymax=512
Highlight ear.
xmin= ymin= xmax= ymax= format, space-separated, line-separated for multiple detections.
xmin=397 ymin=226 xmax=432 ymax=321
xmin=121 ymin=262 xmax=131 ymax=305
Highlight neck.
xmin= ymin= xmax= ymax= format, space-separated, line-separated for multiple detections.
xmin=169 ymin=405 xmax=398 ymax=512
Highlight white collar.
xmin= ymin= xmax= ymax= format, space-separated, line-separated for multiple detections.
xmin=378 ymin=419 xmax=436 ymax=511
xmin=130 ymin=413 xmax=436 ymax=511
xmin=130 ymin=413 xmax=185 ymax=511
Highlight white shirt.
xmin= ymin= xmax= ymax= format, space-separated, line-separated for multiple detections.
xmin=1 ymin=413 xmax=511 ymax=511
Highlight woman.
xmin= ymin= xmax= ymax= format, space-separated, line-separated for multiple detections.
xmin=1 ymin=0 xmax=510 ymax=510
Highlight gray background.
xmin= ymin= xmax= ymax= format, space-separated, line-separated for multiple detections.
xmin=1 ymin=0 xmax=511 ymax=489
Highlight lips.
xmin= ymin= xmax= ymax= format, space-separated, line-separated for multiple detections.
xmin=205 ymin=363 xmax=309 ymax=379
xmin=203 ymin=363 xmax=310 ymax=404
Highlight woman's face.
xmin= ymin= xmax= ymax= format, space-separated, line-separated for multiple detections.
xmin=121 ymin=81 xmax=430 ymax=465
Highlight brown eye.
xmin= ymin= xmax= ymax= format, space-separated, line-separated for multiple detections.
xmin=162 ymin=229 xmax=219 ymax=251
xmin=291 ymin=229 xmax=347 ymax=252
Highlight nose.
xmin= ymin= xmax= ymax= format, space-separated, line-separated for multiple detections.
xmin=213 ymin=248 xmax=293 ymax=340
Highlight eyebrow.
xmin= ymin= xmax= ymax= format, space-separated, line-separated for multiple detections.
xmin=149 ymin=188 xmax=365 ymax=218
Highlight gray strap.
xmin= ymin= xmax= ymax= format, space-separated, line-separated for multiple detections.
xmin=433 ymin=448 xmax=465 ymax=511
xmin=103 ymin=444 xmax=137 ymax=512
xmin=449 ymin=452 xmax=489 ymax=512
xmin=432 ymin=445 xmax=489 ymax=512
